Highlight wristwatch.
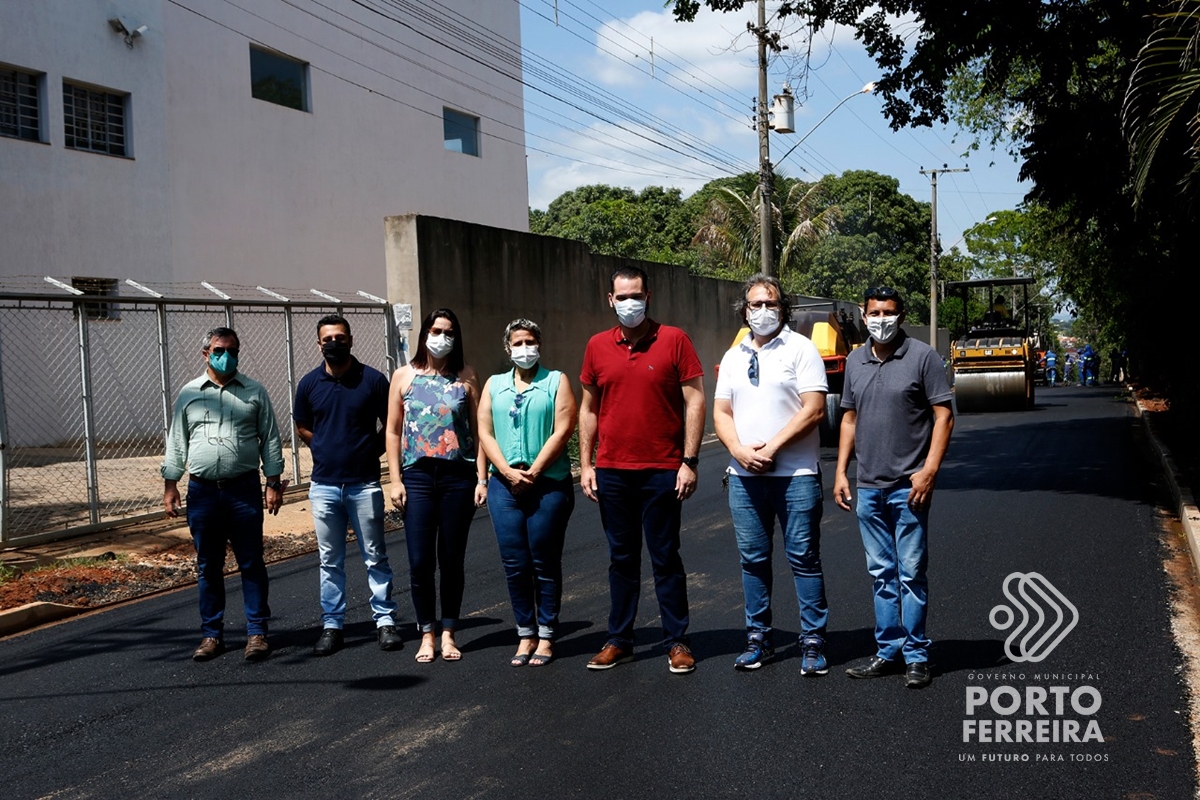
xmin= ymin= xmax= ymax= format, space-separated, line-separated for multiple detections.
xmin=681 ymin=456 xmax=699 ymax=469
xmin=265 ymin=480 xmax=283 ymax=491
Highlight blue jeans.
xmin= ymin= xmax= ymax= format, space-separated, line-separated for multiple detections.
xmin=186 ymin=472 xmax=269 ymax=637
xmin=402 ymin=458 xmax=477 ymax=632
xmin=855 ymin=483 xmax=931 ymax=663
xmin=487 ymin=475 xmax=575 ymax=640
xmin=310 ymin=481 xmax=397 ymax=629
xmin=595 ymin=468 xmax=690 ymax=649
xmin=728 ymin=473 xmax=827 ymax=641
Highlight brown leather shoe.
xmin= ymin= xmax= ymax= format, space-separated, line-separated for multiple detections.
xmin=192 ymin=637 xmax=224 ymax=662
xmin=244 ymin=634 xmax=270 ymax=662
xmin=668 ymin=643 xmax=696 ymax=674
xmin=586 ymin=643 xmax=633 ymax=670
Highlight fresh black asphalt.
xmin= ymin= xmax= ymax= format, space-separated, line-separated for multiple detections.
xmin=0 ymin=386 xmax=1192 ymax=798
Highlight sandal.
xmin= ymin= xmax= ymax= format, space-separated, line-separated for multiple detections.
xmin=529 ymin=652 xmax=554 ymax=667
xmin=441 ymin=632 xmax=462 ymax=662
xmin=415 ymin=635 xmax=436 ymax=663
xmin=511 ymin=638 xmax=537 ymax=667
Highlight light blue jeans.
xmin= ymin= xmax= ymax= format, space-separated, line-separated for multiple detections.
xmin=310 ymin=481 xmax=397 ymax=629
xmin=727 ymin=473 xmax=827 ymax=642
xmin=855 ymin=483 xmax=931 ymax=663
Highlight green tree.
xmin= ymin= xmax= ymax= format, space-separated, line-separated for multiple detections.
xmin=689 ymin=174 xmax=842 ymax=286
xmin=1123 ymin=1 xmax=1200 ymax=204
xmin=529 ymin=184 xmax=692 ymax=263
xmin=799 ymin=170 xmax=931 ymax=320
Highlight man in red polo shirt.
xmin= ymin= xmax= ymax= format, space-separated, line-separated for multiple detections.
xmin=579 ymin=265 xmax=706 ymax=674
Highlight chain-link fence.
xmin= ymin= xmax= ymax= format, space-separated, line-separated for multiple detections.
xmin=0 ymin=282 xmax=402 ymax=544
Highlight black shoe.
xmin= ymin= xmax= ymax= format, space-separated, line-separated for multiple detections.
xmin=905 ymin=661 xmax=932 ymax=688
xmin=377 ymin=625 xmax=403 ymax=651
xmin=313 ymin=628 xmax=343 ymax=657
xmin=846 ymin=656 xmax=902 ymax=679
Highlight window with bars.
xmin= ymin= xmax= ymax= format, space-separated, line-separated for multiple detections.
xmin=0 ymin=66 xmax=41 ymax=141
xmin=63 ymin=82 xmax=127 ymax=156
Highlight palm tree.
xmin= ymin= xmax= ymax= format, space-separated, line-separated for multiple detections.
xmin=691 ymin=176 xmax=843 ymax=286
xmin=1122 ymin=0 xmax=1200 ymax=205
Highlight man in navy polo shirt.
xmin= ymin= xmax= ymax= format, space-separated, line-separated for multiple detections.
xmin=295 ymin=314 xmax=402 ymax=655
xmin=834 ymin=287 xmax=953 ymax=689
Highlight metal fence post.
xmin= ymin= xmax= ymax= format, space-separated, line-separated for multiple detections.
xmin=156 ymin=303 xmax=173 ymax=446
xmin=283 ymin=305 xmax=300 ymax=484
xmin=76 ymin=305 xmax=101 ymax=525
xmin=0 ymin=331 xmax=9 ymax=543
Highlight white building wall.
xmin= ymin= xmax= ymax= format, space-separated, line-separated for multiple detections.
xmin=0 ymin=0 xmax=528 ymax=294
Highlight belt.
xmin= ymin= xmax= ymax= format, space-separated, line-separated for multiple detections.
xmin=188 ymin=470 xmax=259 ymax=488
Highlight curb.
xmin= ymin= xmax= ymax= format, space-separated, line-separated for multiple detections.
xmin=0 ymin=602 xmax=87 ymax=637
xmin=1131 ymin=391 xmax=1200 ymax=576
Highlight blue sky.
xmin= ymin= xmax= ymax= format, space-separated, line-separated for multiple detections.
xmin=517 ymin=0 xmax=1028 ymax=245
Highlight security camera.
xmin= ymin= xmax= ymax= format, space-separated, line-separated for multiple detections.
xmin=107 ymin=16 xmax=146 ymax=47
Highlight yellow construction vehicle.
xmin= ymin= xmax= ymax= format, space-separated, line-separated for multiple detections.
xmin=946 ymin=277 xmax=1038 ymax=412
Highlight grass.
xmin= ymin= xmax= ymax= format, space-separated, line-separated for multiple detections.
xmin=27 ymin=553 xmax=130 ymax=574
xmin=0 ymin=560 xmax=18 ymax=586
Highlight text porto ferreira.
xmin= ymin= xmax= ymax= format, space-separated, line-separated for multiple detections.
xmin=959 ymin=672 xmax=1107 ymax=764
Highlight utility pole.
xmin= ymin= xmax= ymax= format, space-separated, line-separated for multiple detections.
xmin=756 ymin=0 xmax=773 ymax=276
xmin=920 ymin=165 xmax=968 ymax=350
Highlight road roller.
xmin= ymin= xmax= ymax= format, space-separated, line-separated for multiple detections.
xmin=946 ymin=277 xmax=1038 ymax=412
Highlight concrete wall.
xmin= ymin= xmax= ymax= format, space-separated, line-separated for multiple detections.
xmin=0 ymin=0 xmax=528 ymax=295
xmin=384 ymin=215 xmax=749 ymax=421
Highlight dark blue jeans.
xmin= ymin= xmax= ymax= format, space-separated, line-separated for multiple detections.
xmin=487 ymin=475 xmax=575 ymax=640
xmin=595 ymin=468 xmax=690 ymax=649
xmin=402 ymin=458 xmax=477 ymax=632
xmin=186 ymin=472 xmax=270 ymax=637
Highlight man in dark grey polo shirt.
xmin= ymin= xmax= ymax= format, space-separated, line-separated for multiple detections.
xmin=833 ymin=287 xmax=954 ymax=689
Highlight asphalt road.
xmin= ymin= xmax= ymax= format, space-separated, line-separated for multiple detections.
xmin=0 ymin=385 xmax=1193 ymax=799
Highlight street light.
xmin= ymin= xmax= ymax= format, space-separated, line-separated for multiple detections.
xmin=775 ymin=82 xmax=878 ymax=168
xmin=758 ymin=81 xmax=877 ymax=276
xmin=943 ymin=216 xmax=998 ymax=255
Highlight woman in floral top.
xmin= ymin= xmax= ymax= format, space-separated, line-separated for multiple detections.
xmin=386 ymin=308 xmax=487 ymax=663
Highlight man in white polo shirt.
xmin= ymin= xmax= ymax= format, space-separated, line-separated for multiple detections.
xmin=714 ymin=274 xmax=830 ymax=674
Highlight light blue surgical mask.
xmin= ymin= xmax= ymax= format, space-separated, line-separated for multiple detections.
xmin=208 ymin=350 xmax=238 ymax=374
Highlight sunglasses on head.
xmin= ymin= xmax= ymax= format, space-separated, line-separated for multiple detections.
xmin=864 ymin=286 xmax=898 ymax=302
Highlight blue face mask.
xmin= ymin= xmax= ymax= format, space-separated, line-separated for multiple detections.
xmin=208 ymin=350 xmax=238 ymax=374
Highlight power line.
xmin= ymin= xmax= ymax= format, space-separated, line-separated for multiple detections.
xmin=367 ymin=0 xmax=752 ymax=173
xmin=557 ymin=0 xmax=750 ymax=111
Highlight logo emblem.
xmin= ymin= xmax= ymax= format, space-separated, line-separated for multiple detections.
xmin=989 ymin=572 xmax=1079 ymax=663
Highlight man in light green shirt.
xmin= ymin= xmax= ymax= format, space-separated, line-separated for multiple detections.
xmin=162 ymin=326 xmax=286 ymax=663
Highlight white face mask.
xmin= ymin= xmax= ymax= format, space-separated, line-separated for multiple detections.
xmin=613 ymin=298 xmax=647 ymax=329
xmin=426 ymin=333 xmax=454 ymax=359
xmin=865 ymin=315 xmax=900 ymax=344
xmin=510 ymin=344 xmax=540 ymax=370
xmin=747 ymin=306 xmax=781 ymax=337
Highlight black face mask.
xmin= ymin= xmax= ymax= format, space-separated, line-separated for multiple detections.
xmin=322 ymin=340 xmax=351 ymax=364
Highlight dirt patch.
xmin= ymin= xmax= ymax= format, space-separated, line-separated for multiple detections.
xmin=0 ymin=531 xmax=318 ymax=610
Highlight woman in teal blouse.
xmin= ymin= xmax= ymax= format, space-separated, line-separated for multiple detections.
xmin=478 ymin=319 xmax=577 ymax=666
